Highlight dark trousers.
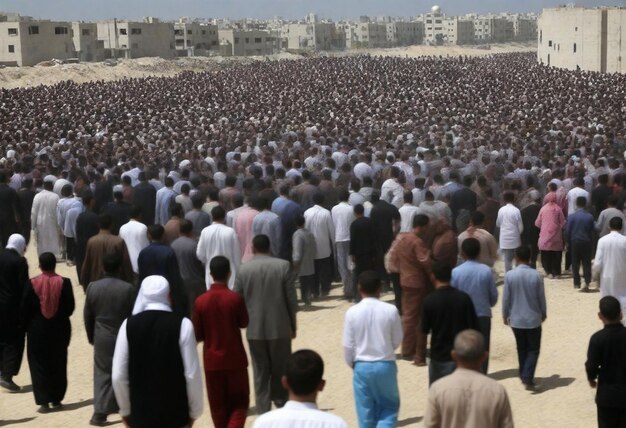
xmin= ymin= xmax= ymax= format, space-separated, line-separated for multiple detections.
xmin=598 ymin=406 xmax=626 ymax=428
xmin=428 ymin=360 xmax=456 ymax=385
xmin=353 ymin=254 xmax=376 ymax=302
xmin=512 ymin=327 xmax=541 ymax=384
xmin=65 ymin=237 xmax=75 ymax=261
xmin=477 ymin=317 xmax=491 ymax=374
xmin=248 ymin=339 xmax=291 ymax=414
xmin=540 ymin=250 xmax=562 ymax=276
xmin=0 ymin=330 xmax=25 ymax=378
xmin=205 ymin=368 xmax=249 ymax=428
xmin=571 ymin=240 xmax=592 ymax=286
xmin=299 ymin=275 xmax=316 ymax=304
xmin=313 ymin=257 xmax=333 ymax=297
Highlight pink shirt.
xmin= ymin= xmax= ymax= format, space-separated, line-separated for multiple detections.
xmin=234 ymin=206 xmax=259 ymax=263
xmin=535 ymin=202 xmax=566 ymax=251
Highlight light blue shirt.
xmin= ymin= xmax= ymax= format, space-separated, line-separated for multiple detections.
xmin=452 ymin=260 xmax=498 ymax=318
xmin=502 ymin=264 xmax=547 ymax=329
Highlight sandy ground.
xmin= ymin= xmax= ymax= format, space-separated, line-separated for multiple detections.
xmin=0 ymin=42 xmax=536 ymax=90
xmin=0 ymin=239 xmax=598 ymax=427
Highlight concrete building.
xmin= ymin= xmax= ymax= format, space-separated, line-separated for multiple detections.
xmin=473 ymin=16 xmax=513 ymax=43
xmin=538 ymin=6 xmax=626 ymax=73
xmin=218 ymin=29 xmax=279 ymax=56
xmin=71 ymin=22 xmax=105 ymax=62
xmin=386 ymin=21 xmax=424 ymax=46
xmin=444 ymin=18 xmax=475 ymax=45
xmin=508 ymin=15 xmax=537 ymax=41
xmin=97 ymin=18 xmax=175 ymax=59
xmin=422 ymin=5 xmax=446 ymax=45
xmin=174 ymin=20 xmax=219 ymax=56
xmin=354 ymin=18 xmax=388 ymax=48
xmin=285 ymin=22 xmax=333 ymax=50
xmin=1 ymin=17 xmax=75 ymax=66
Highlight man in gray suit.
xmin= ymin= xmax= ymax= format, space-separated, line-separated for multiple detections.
xmin=234 ymin=234 xmax=297 ymax=414
xmin=84 ymin=252 xmax=137 ymax=427
xmin=171 ymin=219 xmax=206 ymax=311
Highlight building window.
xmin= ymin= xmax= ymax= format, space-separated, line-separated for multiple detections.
xmin=28 ymin=26 xmax=39 ymax=35
xmin=131 ymin=43 xmax=139 ymax=49
xmin=175 ymin=29 xmax=183 ymax=36
xmin=211 ymin=40 xmax=218 ymax=46
xmin=55 ymin=27 xmax=68 ymax=35
xmin=254 ymin=37 xmax=262 ymax=43
xmin=131 ymin=28 xmax=142 ymax=35
xmin=245 ymin=38 xmax=249 ymax=43
xmin=548 ymin=40 xmax=552 ymax=47
xmin=120 ymin=29 xmax=127 ymax=35
xmin=575 ymin=27 xmax=578 ymax=32
xmin=426 ymin=20 xmax=432 ymax=23
xmin=201 ymin=30 xmax=206 ymax=35
xmin=82 ymin=29 xmax=90 ymax=36
xmin=187 ymin=30 xmax=192 ymax=35
xmin=573 ymin=43 xmax=576 ymax=53
xmin=234 ymin=37 xmax=240 ymax=44
xmin=8 ymin=28 xmax=18 ymax=36
xmin=8 ymin=45 xmax=15 ymax=53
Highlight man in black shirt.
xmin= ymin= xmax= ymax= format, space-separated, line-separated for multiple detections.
xmin=349 ymin=204 xmax=378 ymax=302
xmin=586 ymin=296 xmax=626 ymax=428
xmin=422 ymin=261 xmax=478 ymax=385
xmin=370 ymin=191 xmax=400 ymax=298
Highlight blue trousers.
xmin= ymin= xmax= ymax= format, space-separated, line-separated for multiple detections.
xmin=353 ymin=361 xmax=399 ymax=428
xmin=512 ymin=327 xmax=541 ymax=384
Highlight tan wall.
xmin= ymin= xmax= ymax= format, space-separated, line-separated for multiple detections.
xmin=606 ymin=9 xmax=626 ymax=73
xmin=218 ymin=29 xmax=277 ymax=56
xmin=17 ymin=21 xmax=74 ymax=66
xmin=97 ymin=21 xmax=175 ymax=59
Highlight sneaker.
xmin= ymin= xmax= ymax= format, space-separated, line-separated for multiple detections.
xmin=0 ymin=378 xmax=21 ymax=392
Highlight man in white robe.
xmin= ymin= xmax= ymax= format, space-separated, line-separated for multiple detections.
xmin=196 ymin=205 xmax=240 ymax=289
xmin=31 ymin=176 xmax=61 ymax=256
xmin=593 ymin=217 xmax=626 ymax=324
xmin=119 ymin=206 xmax=150 ymax=274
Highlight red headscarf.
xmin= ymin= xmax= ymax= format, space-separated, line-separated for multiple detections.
xmin=31 ymin=272 xmax=63 ymax=319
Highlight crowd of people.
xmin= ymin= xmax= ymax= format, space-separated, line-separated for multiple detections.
xmin=1 ymin=52 xmax=626 ymax=427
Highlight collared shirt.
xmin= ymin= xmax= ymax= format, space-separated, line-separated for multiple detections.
xmin=388 ymin=232 xmax=431 ymax=289
xmin=253 ymin=401 xmax=348 ymax=428
xmin=496 ymin=203 xmax=523 ymax=250
xmin=343 ymin=298 xmax=403 ymax=366
xmin=425 ymin=368 xmax=514 ymax=428
xmin=119 ymin=219 xmax=149 ymax=274
xmin=452 ymin=260 xmax=498 ymax=318
xmin=112 ymin=303 xmax=203 ymax=420
xmin=502 ymin=264 xmax=546 ymax=329
xmin=304 ymin=205 xmax=335 ymax=259
xmin=252 ymin=210 xmax=283 ymax=257
xmin=331 ymin=201 xmax=354 ymax=242
xmin=292 ymin=228 xmax=316 ymax=277
xmin=457 ymin=227 xmax=498 ymax=267
xmin=399 ymin=203 xmax=419 ymax=233
xmin=566 ymin=208 xmax=595 ymax=243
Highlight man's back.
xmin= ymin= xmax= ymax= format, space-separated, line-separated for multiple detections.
xmin=235 ymin=255 xmax=297 ymax=340
xmin=84 ymin=277 xmax=135 ymax=344
xmin=349 ymin=217 xmax=377 ymax=257
xmin=586 ymin=324 xmax=626 ymax=408
xmin=502 ymin=265 xmax=546 ymax=329
xmin=253 ymin=401 xmax=348 ymax=428
xmin=452 ymin=261 xmax=497 ymax=318
xmin=425 ymin=368 xmax=514 ymax=428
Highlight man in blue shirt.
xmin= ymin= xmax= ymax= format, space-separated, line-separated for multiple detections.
xmin=503 ymin=246 xmax=547 ymax=390
xmin=452 ymin=238 xmax=498 ymax=373
xmin=566 ymin=196 xmax=595 ymax=292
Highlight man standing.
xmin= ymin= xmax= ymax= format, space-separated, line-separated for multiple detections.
xmin=155 ymin=176 xmax=177 ymax=226
xmin=112 ymin=276 xmax=203 ymax=428
xmin=185 ymin=195 xmax=211 ymax=240
xmin=331 ymin=188 xmax=355 ymax=299
xmin=457 ymin=211 xmax=498 ymax=268
xmin=84 ymin=253 xmax=136 ymax=427
xmin=424 ymin=330 xmax=514 ymax=428
xmin=252 ymin=196 xmax=282 ymax=258
xmin=585 ymin=296 xmax=626 ymax=428
xmin=567 ymin=196 xmax=595 ymax=291
xmin=31 ymin=175 xmax=61 ymax=256
xmin=193 ymin=256 xmax=249 ymax=428
xmin=0 ymin=234 xmax=29 ymax=392
xmin=452 ymin=238 xmax=498 ymax=373
xmin=349 ymin=204 xmax=378 ymax=302
xmin=496 ymin=192 xmax=523 ymax=272
xmin=343 ymin=271 xmax=402 ymax=428
xmin=172 ymin=220 xmax=207 ymax=311
xmin=234 ymin=235 xmax=297 ymax=414
xmin=596 ymin=197 xmax=626 ymax=238
xmin=0 ymin=170 xmax=22 ymax=248
xmin=132 ymin=172 xmax=157 ymax=226
xmin=593 ymin=217 xmax=626 ymax=317
xmin=253 ymin=350 xmax=348 ymax=428
xmin=399 ymin=191 xmax=419 ymax=233
xmin=304 ymin=193 xmax=335 ymax=298
xmin=389 ymin=214 xmax=432 ymax=365
xmin=75 ymin=191 xmax=100 ymax=281
xmin=502 ymin=246 xmax=547 ymax=390
xmin=196 ymin=206 xmax=241 ymax=290
xmin=118 ymin=206 xmax=149 ymax=276
xmin=423 ymin=262 xmax=478 ymax=384
xmin=370 ymin=191 xmax=401 ymax=287
xmin=292 ymin=215 xmax=316 ymax=305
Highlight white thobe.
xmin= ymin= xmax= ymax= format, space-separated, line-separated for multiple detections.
xmin=399 ymin=204 xmax=419 ymax=232
xmin=196 ymin=223 xmax=241 ymax=289
xmin=496 ymin=204 xmax=523 ymax=250
xmin=593 ymin=231 xmax=626 ymax=318
xmin=304 ymin=205 xmax=335 ymax=260
xmin=381 ymin=179 xmax=404 ymax=208
xmin=119 ymin=220 xmax=150 ymax=273
xmin=331 ymin=202 xmax=354 ymax=243
xmin=31 ymin=189 xmax=61 ymax=256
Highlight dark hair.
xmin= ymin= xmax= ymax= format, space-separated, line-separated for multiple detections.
xmin=312 ymin=192 xmax=324 ymax=205
xmin=294 ymin=214 xmax=305 ymax=228
xmin=130 ymin=205 xmax=142 ymax=219
xmin=576 ymin=196 xmax=587 ymax=208
xmin=148 ymin=224 xmax=165 ymax=241
xmin=39 ymin=252 xmax=57 ymax=271
xmin=179 ymin=219 xmax=193 ymax=235
xmin=353 ymin=204 xmax=364 ymax=215
xmin=403 ymin=191 xmax=413 ymax=204
xmin=285 ymin=350 xmax=324 ymax=396
xmin=515 ymin=245 xmax=531 ymax=262
xmin=337 ymin=187 xmax=350 ymax=202
xmin=413 ymin=213 xmax=429 ymax=228
xmin=209 ymin=256 xmax=231 ymax=281
xmin=82 ymin=189 xmax=94 ymax=206
xmin=191 ymin=194 xmax=204 ymax=209
xmin=225 ymin=175 xmax=237 ymax=187
xmin=471 ymin=211 xmax=485 ymax=226
xmin=181 ymin=183 xmax=190 ymax=194
xmin=165 ymin=176 xmax=175 ymax=187
xmin=98 ymin=213 xmax=113 ymax=230
xmin=610 ymin=216 xmax=623 ymax=231
xmin=358 ymin=270 xmax=381 ymax=295
xmin=461 ymin=238 xmax=481 ymax=260
xmin=599 ymin=296 xmax=622 ymax=322
xmin=170 ymin=202 xmax=183 ymax=218
xmin=503 ymin=192 xmax=515 ymax=203
xmin=252 ymin=234 xmax=270 ymax=253
xmin=103 ymin=252 xmax=122 ymax=274
xmin=211 ymin=205 xmax=226 ymax=222
xmin=432 ymin=261 xmax=452 ymax=282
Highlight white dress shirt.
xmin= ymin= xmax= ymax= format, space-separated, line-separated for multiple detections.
xmin=343 ymin=298 xmax=403 ymax=367
xmin=304 ymin=205 xmax=335 ymax=259
xmin=119 ymin=219 xmax=149 ymax=273
xmin=196 ymin=222 xmax=241 ymax=289
xmin=399 ymin=203 xmax=419 ymax=233
xmin=331 ymin=202 xmax=355 ymax=243
xmin=566 ymin=187 xmax=590 ymax=217
xmin=253 ymin=401 xmax=348 ymax=428
xmin=381 ymin=178 xmax=404 ymax=208
xmin=496 ymin=203 xmax=523 ymax=250
xmin=111 ymin=302 xmax=203 ymax=420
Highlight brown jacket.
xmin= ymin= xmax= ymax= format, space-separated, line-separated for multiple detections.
xmin=80 ymin=230 xmax=133 ymax=290
xmin=389 ymin=232 xmax=432 ymax=289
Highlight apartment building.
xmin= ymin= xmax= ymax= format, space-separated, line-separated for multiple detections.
xmin=174 ymin=21 xmax=219 ymax=56
xmin=218 ymin=29 xmax=279 ymax=56
xmin=97 ymin=18 xmax=175 ymax=59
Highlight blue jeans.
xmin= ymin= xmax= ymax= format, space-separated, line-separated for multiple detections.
xmin=502 ymin=248 xmax=516 ymax=272
xmin=353 ymin=361 xmax=399 ymax=428
xmin=512 ymin=327 xmax=542 ymax=384
xmin=428 ymin=360 xmax=456 ymax=385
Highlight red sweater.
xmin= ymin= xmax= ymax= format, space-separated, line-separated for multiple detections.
xmin=192 ymin=283 xmax=249 ymax=371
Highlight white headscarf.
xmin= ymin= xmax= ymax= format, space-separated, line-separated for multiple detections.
xmin=132 ymin=275 xmax=171 ymax=315
xmin=6 ymin=234 xmax=26 ymax=256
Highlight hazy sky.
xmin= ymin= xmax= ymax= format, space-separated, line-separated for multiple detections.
xmin=2 ymin=0 xmax=624 ymax=21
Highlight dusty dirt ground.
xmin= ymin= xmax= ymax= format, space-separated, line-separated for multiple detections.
xmin=0 ymin=239 xmax=599 ymax=427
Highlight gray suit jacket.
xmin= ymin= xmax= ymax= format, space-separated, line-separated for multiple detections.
xmin=234 ymin=254 xmax=297 ymax=340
